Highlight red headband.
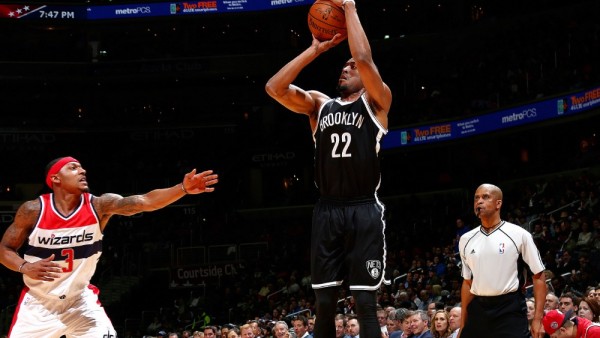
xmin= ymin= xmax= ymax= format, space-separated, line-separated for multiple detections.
xmin=46 ymin=156 xmax=79 ymax=189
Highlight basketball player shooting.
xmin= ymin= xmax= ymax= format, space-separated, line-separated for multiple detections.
xmin=0 ymin=156 xmax=218 ymax=337
xmin=265 ymin=0 xmax=392 ymax=337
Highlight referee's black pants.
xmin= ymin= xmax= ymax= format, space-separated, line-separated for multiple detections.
xmin=461 ymin=291 xmax=530 ymax=338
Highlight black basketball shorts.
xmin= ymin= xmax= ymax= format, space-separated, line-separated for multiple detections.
xmin=310 ymin=197 xmax=389 ymax=291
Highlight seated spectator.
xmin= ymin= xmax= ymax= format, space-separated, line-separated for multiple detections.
xmin=240 ymin=324 xmax=254 ymax=338
xmin=291 ymin=316 xmax=309 ymax=338
xmin=526 ymin=298 xmax=536 ymax=333
xmin=378 ymin=309 xmax=388 ymax=334
xmin=448 ymin=307 xmax=461 ymax=338
xmin=575 ymin=220 xmax=593 ymax=251
xmin=408 ymin=310 xmax=433 ymax=338
xmin=272 ymin=321 xmax=291 ymax=338
xmin=228 ymin=327 xmax=241 ymax=338
xmin=345 ymin=315 xmax=360 ymax=338
xmin=577 ymin=296 xmax=600 ymax=323
xmin=204 ymin=326 xmax=218 ymax=338
xmin=334 ymin=313 xmax=348 ymax=338
xmin=430 ymin=310 xmax=451 ymax=338
xmin=543 ymin=308 xmax=600 ymax=337
xmin=559 ymin=292 xmax=580 ymax=314
xmin=390 ymin=308 xmax=412 ymax=338
xmin=386 ymin=310 xmax=401 ymax=336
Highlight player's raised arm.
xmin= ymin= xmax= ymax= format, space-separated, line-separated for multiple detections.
xmin=94 ymin=168 xmax=218 ymax=228
xmin=332 ymin=0 xmax=392 ymax=119
xmin=265 ymin=33 xmax=344 ymax=126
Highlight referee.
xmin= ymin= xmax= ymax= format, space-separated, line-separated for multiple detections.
xmin=458 ymin=183 xmax=547 ymax=338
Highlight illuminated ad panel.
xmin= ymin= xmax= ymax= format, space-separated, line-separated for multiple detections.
xmin=87 ymin=0 xmax=312 ymax=20
xmin=383 ymin=86 xmax=600 ymax=149
xmin=0 ymin=4 xmax=85 ymax=20
xmin=0 ymin=1 xmax=311 ymax=20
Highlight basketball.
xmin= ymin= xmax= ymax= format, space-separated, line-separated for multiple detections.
xmin=307 ymin=0 xmax=347 ymax=42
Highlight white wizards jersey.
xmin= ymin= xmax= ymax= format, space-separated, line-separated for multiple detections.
xmin=24 ymin=193 xmax=103 ymax=300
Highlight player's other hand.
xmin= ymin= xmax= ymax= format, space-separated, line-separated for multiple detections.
xmin=22 ymin=254 xmax=63 ymax=281
xmin=311 ymin=33 xmax=346 ymax=54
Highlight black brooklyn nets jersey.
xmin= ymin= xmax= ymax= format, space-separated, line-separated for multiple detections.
xmin=313 ymin=93 xmax=387 ymax=199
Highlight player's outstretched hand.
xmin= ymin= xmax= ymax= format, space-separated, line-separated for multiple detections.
xmin=182 ymin=169 xmax=218 ymax=194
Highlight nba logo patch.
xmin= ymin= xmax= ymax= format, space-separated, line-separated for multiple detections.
xmin=499 ymin=243 xmax=505 ymax=254
xmin=366 ymin=260 xmax=381 ymax=279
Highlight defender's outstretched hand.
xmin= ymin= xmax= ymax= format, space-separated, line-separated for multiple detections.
xmin=182 ymin=169 xmax=218 ymax=194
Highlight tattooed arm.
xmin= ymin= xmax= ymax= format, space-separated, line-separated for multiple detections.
xmin=93 ymin=168 xmax=218 ymax=230
xmin=0 ymin=200 xmax=62 ymax=280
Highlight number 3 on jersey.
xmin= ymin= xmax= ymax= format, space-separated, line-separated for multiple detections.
xmin=331 ymin=132 xmax=352 ymax=158
xmin=61 ymin=248 xmax=74 ymax=272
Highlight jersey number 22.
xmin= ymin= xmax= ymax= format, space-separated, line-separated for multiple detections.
xmin=331 ymin=132 xmax=352 ymax=158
